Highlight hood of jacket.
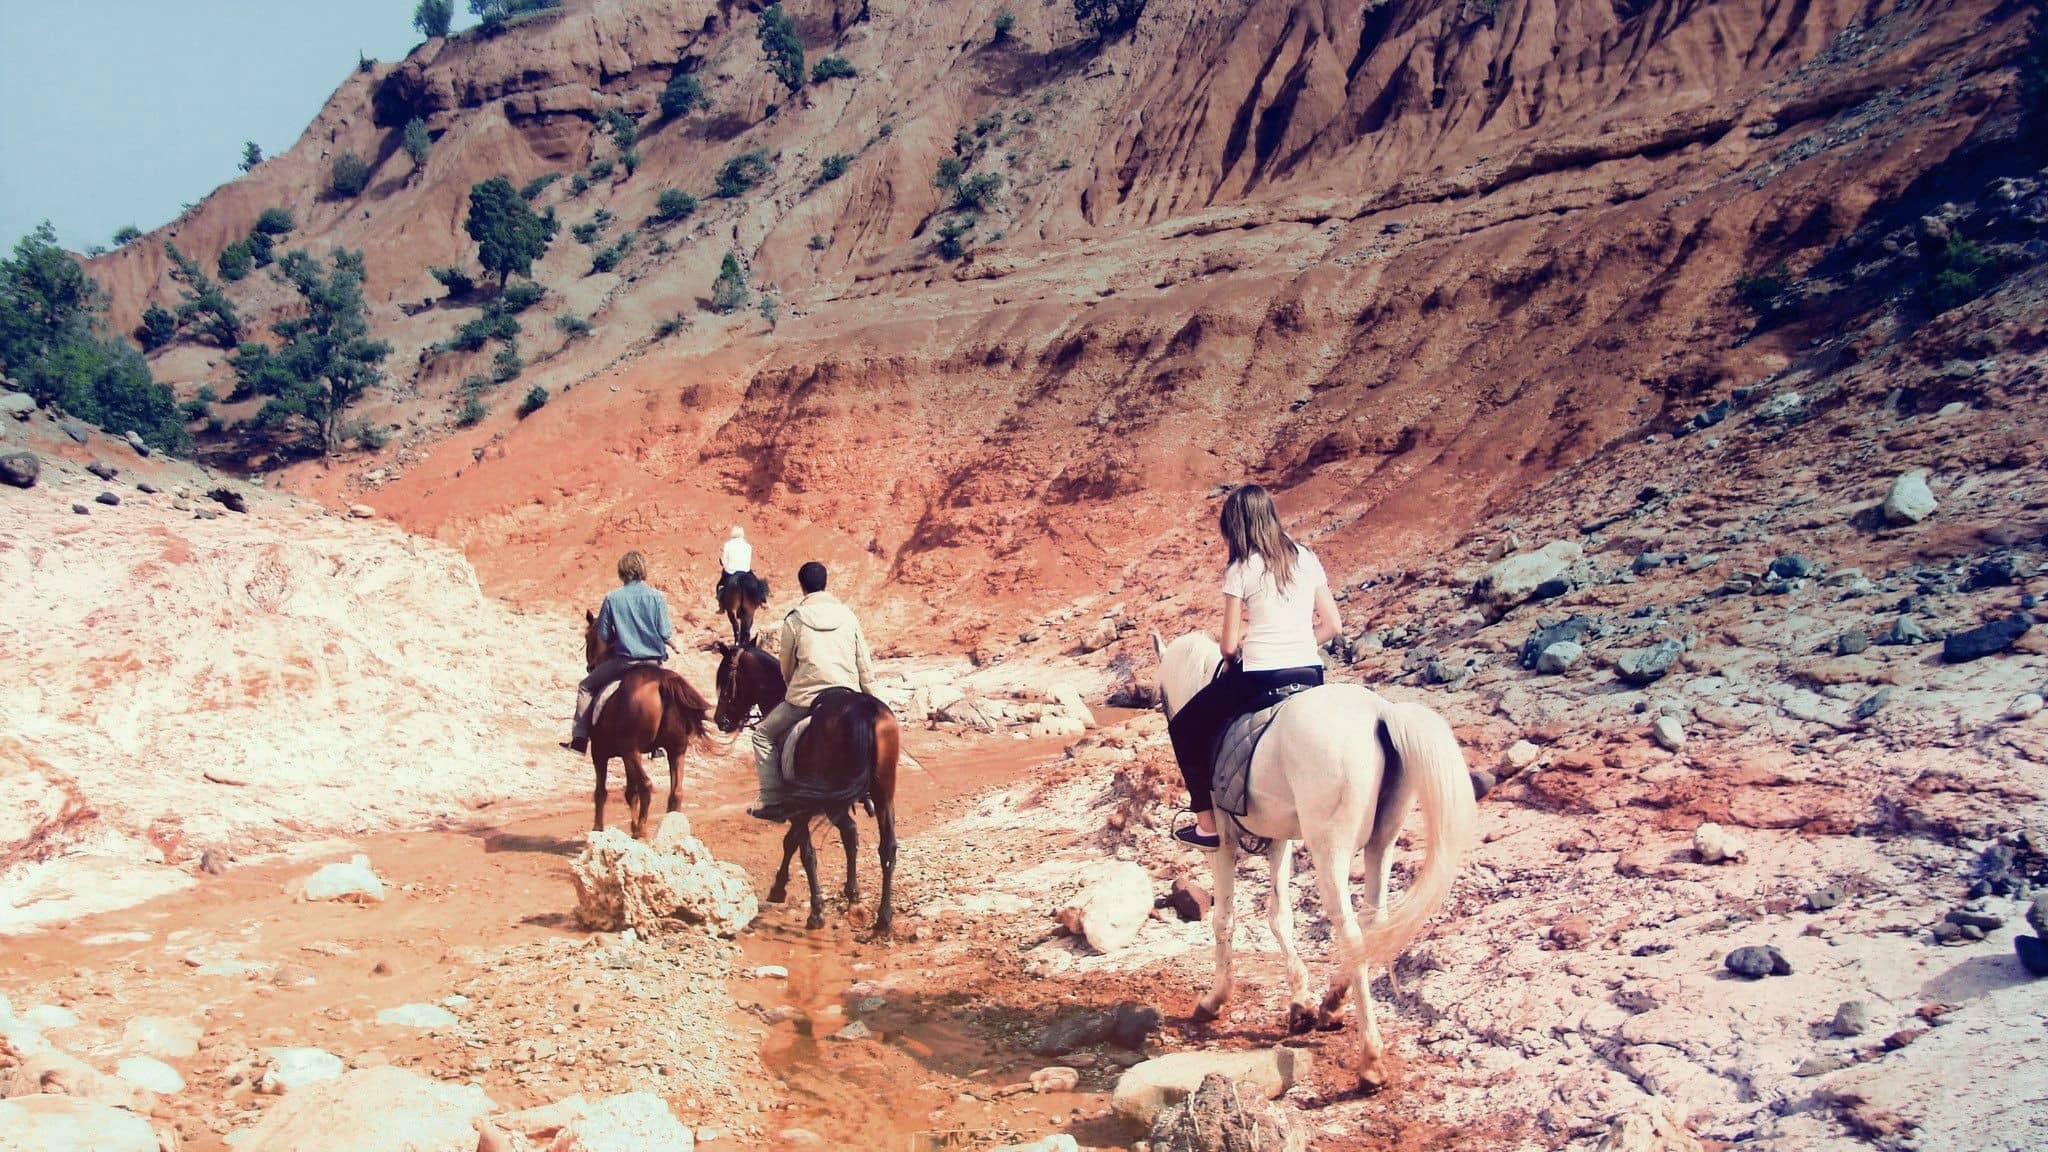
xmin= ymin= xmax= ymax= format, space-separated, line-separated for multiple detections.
xmin=790 ymin=592 xmax=856 ymax=632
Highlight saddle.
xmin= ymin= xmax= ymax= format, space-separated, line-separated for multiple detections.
xmin=589 ymin=660 xmax=661 ymax=728
xmin=778 ymin=716 xmax=813 ymax=782
xmin=1210 ymin=683 xmax=1315 ymax=819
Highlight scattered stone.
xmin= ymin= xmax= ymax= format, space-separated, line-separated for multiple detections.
xmin=2016 ymin=934 xmax=2048 ymax=977
xmin=123 ymin=431 xmax=150 ymax=457
xmin=1537 ymin=641 xmax=1584 ymax=674
xmin=1474 ymin=541 xmax=1584 ymax=608
xmin=569 ymin=827 xmax=758 ymax=936
xmin=549 ymin=1092 xmax=699 ymax=1151
xmin=71 ymin=502 xmax=88 ymax=515
xmin=1795 ymin=1054 xmax=1851 ymax=1078
xmin=1945 ymin=905 xmax=2005 ymax=931
xmin=1651 ymin=715 xmax=1685 ymax=752
xmin=1724 ymin=945 xmax=1791 ymax=979
xmin=1165 ymin=877 xmax=1211 ymax=922
xmin=295 ymin=855 xmax=386 ymax=903
xmin=1146 ymin=1071 xmax=1307 ymax=1152
xmin=1503 ymin=740 xmax=1542 ymax=771
xmin=0 ymin=451 xmax=37 ymax=488
xmin=1549 ymin=915 xmax=1593 ymax=950
xmin=832 ymin=1020 xmax=873 ymax=1042
xmin=1807 ymin=886 xmax=1844 ymax=912
xmin=207 ymin=486 xmax=248 ymax=513
xmin=750 ymin=965 xmax=790 ymax=980
xmin=1882 ymin=1028 xmax=1927 ymax=1051
xmin=2030 ymin=893 xmax=2048 ymax=937
xmin=375 ymin=1003 xmax=458 ymax=1029
xmin=1031 ymin=1009 xmax=1112 ymax=1057
xmin=1883 ymin=616 xmax=1927 ymax=645
xmin=199 ymin=850 xmax=228 ymax=876
xmin=135 ymin=482 xmax=157 ymax=494
xmin=1883 ymin=469 xmax=1937 ymax=524
xmin=238 ymin=1066 xmax=494 ymax=1147
xmin=259 ymin=1047 xmax=345 ymax=1094
xmin=1469 ymin=768 xmax=1496 ymax=800
xmin=86 ymin=460 xmax=116 ymax=480
xmin=1110 ymin=1002 xmax=1162 ymax=1050
xmin=349 ymin=504 xmax=375 ymax=519
xmin=1693 ymin=822 xmax=1745 ymax=865
xmin=58 ymin=419 xmax=88 ymax=443
xmin=1079 ymin=618 xmax=1121 ymax=653
xmin=1615 ymin=640 xmax=1683 ymax=686
xmin=1853 ymin=688 xmax=1891 ymax=722
xmin=1055 ymin=861 xmax=1154 ymax=953
xmin=1110 ymin=1047 xmax=1312 ymax=1134
xmin=1769 ymin=554 xmax=1815 ymax=578
xmin=1835 ymin=630 xmax=1869 ymax=656
xmin=0 ymin=391 xmax=34 ymax=419
xmin=94 ymin=491 xmax=119 ymax=506
xmin=1831 ymin=1001 xmax=1878 ymax=1037
xmin=1941 ymin=614 xmax=2033 ymax=663
xmin=1031 ymin=1066 xmax=1081 ymax=1093
xmin=114 ymin=1055 xmax=184 ymax=1095
xmin=0 ymin=1096 xmax=159 ymax=1152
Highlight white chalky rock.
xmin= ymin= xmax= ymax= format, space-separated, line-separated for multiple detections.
xmin=569 ymin=829 xmax=758 ymax=935
xmin=1055 ymin=861 xmax=1154 ymax=954
xmin=1692 ymin=822 xmax=1746 ymax=865
xmin=1882 ymin=469 xmax=1937 ymax=525
xmin=115 ymin=1056 xmax=185 ymax=1095
xmin=295 ymin=855 xmax=385 ymax=903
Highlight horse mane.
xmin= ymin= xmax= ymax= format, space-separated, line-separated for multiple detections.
xmin=1159 ymin=632 xmax=1224 ymax=714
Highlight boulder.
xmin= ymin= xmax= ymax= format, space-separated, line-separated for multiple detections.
xmin=258 ymin=1048 xmax=344 ymax=1095
xmin=1519 ymin=615 xmax=1597 ymax=669
xmin=568 ymin=829 xmax=757 ymax=936
xmin=1883 ymin=469 xmax=1937 ymax=524
xmin=2 ymin=1049 xmax=156 ymax=1113
xmin=86 ymin=461 xmax=116 ymax=481
xmin=1146 ymin=1071 xmax=1307 ymax=1152
xmin=58 ymin=419 xmax=88 ymax=444
xmin=1768 ymin=554 xmax=1815 ymax=579
xmin=295 ymin=855 xmax=385 ymax=903
xmin=1049 ymin=684 xmax=1095 ymax=729
xmin=0 ymin=452 xmax=37 ymax=488
xmin=1165 ymin=877 xmax=1211 ymax=921
xmin=1080 ymin=618 xmax=1121 ymax=653
xmin=1030 ymin=1067 xmax=1080 ymax=1094
xmin=94 ymin=492 xmax=119 ymax=507
xmin=1651 ymin=716 xmax=1686 ymax=752
xmin=0 ymin=1094 xmax=160 ymax=1152
xmin=1029 ymin=1009 xmax=1112 ymax=1057
xmin=1830 ymin=1000 xmax=1878 ymax=1038
xmin=234 ymin=1066 xmax=493 ymax=1151
xmin=1475 ymin=541 xmax=1583 ymax=608
xmin=0 ymin=391 xmax=34 ymax=420
xmin=2017 ymin=935 xmax=2048 ymax=978
xmin=1615 ymin=639 xmax=1683 ymax=686
xmin=123 ymin=431 xmax=150 ymax=457
xmin=1109 ymin=1002 xmax=1162 ymax=1050
xmin=936 ymin=695 xmax=1000 ymax=732
xmin=1111 ymin=1048 xmax=1311 ymax=1134
xmin=1594 ymin=1098 xmax=1706 ymax=1152
xmin=546 ymin=1092 xmax=696 ymax=1152
xmin=1503 ymin=740 xmax=1542 ymax=771
xmin=1941 ymin=614 xmax=2032 ymax=663
xmin=1536 ymin=641 xmax=1583 ymax=674
xmin=1692 ymin=822 xmax=1745 ymax=865
xmin=1723 ymin=945 xmax=1791 ymax=979
xmin=112 ymin=1057 xmax=182 ymax=1096
xmin=1055 ymin=861 xmax=1154 ymax=953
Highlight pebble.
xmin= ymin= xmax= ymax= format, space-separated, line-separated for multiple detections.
xmin=1769 ymin=554 xmax=1816 ymax=579
xmin=1853 ymin=688 xmax=1891 ymax=722
xmin=1651 ymin=715 xmax=1685 ymax=752
xmin=72 ymin=502 xmax=89 ymax=514
xmin=1807 ymin=886 xmax=1844 ymax=912
xmin=1795 ymin=1053 xmax=1851 ymax=1077
xmin=1835 ymin=630 xmax=1869 ymax=656
xmin=1536 ymin=641 xmax=1583 ymax=674
xmin=1504 ymin=740 xmax=1542 ymax=770
xmin=1830 ymin=1000 xmax=1877 ymax=1037
xmin=1614 ymin=639 xmax=1683 ymax=686
xmin=86 ymin=460 xmax=117 ymax=480
xmin=1724 ymin=944 xmax=1792 ymax=979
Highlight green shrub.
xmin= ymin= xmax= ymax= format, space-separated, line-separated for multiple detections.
xmin=1918 ymin=236 xmax=2000 ymax=314
xmin=758 ymin=293 xmax=779 ymax=326
xmin=414 ymin=0 xmax=454 ymax=38
xmin=588 ymin=158 xmax=615 ymax=182
xmin=518 ymin=384 xmax=548 ymax=416
xmin=164 ymin=241 xmax=242 ymax=347
xmin=113 ymin=226 xmax=142 ymax=247
xmin=975 ymin=114 xmax=1000 ymax=138
xmin=709 ymin=250 xmax=748 ymax=313
xmin=936 ymin=214 xmax=976 ymax=260
xmin=715 ymin=150 xmax=774 ymax=198
xmin=328 ymin=152 xmax=372 ymax=199
xmin=460 ymin=373 xmax=491 ymax=396
xmin=216 ymin=240 xmax=253 ymax=282
xmin=808 ymin=233 xmax=829 ymax=251
xmin=653 ymin=188 xmax=698 ymax=222
xmin=456 ymin=395 xmax=488 ymax=426
xmin=240 ymin=141 xmax=263 ymax=173
xmin=520 ymin=173 xmax=561 ymax=201
xmin=655 ymin=315 xmax=689 ymax=338
xmin=403 ymin=118 xmax=433 ymax=170
xmin=555 ymin=313 xmax=592 ymax=340
xmin=343 ymin=418 xmax=390 ymax=450
xmin=817 ymin=153 xmax=852 ymax=184
xmin=570 ymin=173 xmax=591 ymax=196
xmin=1074 ymin=0 xmax=1144 ymax=37
xmin=952 ymin=171 xmax=1003 ymax=210
xmin=179 ymin=397 xmax=211 ymax=422
xmin=253 ymin=208 xmax=295 ymax=236
xmin=933 ymin=156 xmax=964 ymax=190
xmin=660 ymin=72 xmax=709 ymax=119
xmin=357 ymin=51 xmax=376 ymax=73
xmin=448 ymin=315 xmax=496 ymax=351
xmin=756 ymin=4 xmax=805 ymax=94
xmin=136 ymin=303 xmax=178 ymax=351
xmin=572 ymin=209 xmax=614 ymax=245
xmin=590 ymin=232 xmax=635 ymax=274
xmin=500 ymin=279 xmax=544 ymax=312
xmin=1734 ymin=265 xmax=1793 ymax=317
xmin=197 ymin=384 xmax=219 ymax=403
xmin=811 ymin=56 xmax=857 ymax=82
xmin=431 ymin=265 xmax=476 ymax=295
xmin=236 ymin=248 xmax=391 ymax=454
xmin=993 ymin=11 xmax=1015 ymax=42
xmin=491 ymin=341 xmax=524 ymax=382
xmin=621 ymin=149 xmax=642 ymax=177
xmin=604 ymin=109 xmax=637 ymax=151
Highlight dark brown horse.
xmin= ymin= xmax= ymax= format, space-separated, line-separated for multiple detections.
xmin=714 ymin=642 xmax=900 ymax=935
xmin=583 ymin=611 xmax=711 ymax=840
xmin=716 ymin=572 xmax=770 ymax=646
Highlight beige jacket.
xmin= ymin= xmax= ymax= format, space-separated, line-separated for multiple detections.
xmin=779 ymin=592 xmax=876 ymax=707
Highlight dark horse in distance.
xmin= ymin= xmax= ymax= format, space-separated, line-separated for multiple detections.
xmin=714 ymin=641 xmax=899 ymax=935
xmin=717 ymin=571 xmax=770 ymax=647
xmin=582 ymin=610 xmax=712 ymax=840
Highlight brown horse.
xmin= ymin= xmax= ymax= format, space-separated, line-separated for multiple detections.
xmin=716 ymin=571 xmax=770 ymax=647
xmin=583 ymin=610 xmax=712 ymax=840
xmin=714 ymin=642 xmax=900 ymax=934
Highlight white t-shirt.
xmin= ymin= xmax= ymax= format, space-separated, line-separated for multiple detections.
xmin=1222 ymin=545 xmax=1327 ymax=671
xmin=721 ymin=537 xmax=753 ymax=574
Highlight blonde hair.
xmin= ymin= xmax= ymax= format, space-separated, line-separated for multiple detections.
xmin=617 ymin=551 xmax=647 ymax=583
xmin=1219 ymin=484 xmax=1297 ymax=593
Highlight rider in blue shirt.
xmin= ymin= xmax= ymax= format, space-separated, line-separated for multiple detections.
xmin=565 ymin=551 xmax=675 ymax=752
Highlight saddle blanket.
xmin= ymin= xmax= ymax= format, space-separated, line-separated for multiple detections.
xmin=1211 ymin=684 xmax=1313 ymax=818
xmin=592 ymin=679 xmax=625 ymax=729
xmin=779 ymin=717 xmax=813 ymax=782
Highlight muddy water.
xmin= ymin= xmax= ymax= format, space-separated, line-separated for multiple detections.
xmin=0 ymin=725 xmax=1116 ymax=1151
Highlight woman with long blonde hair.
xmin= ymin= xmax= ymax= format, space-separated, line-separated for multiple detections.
xmin=1167 ymin=484 xmax=1343 ymax=846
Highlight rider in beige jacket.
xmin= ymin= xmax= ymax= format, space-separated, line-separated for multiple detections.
xmin=750 ymin=561 xmax=875 ymax=820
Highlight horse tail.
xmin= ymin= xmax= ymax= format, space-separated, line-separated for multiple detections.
xmin=789 ymin=691 xmax=876 ymax=810
xmin=742 ymin=572 xmax=770 ymax=606
xmin=1358 ymin=700 xmax=1477 ymax=968
xmin=659 ymin=671 xmax=711 ymax=743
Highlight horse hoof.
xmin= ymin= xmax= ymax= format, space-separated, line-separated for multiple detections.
xmin=1287 ymin=1004 xmax=1317 ymax=1035
xmin=1356 ymin=1070 xmax=1388 ymax=1096
xmin=871 ymin=918 xmax=892 ymax=938
xmin=766 ymin=889 xmax=787 ymax=905
xmin=805 ymin=913 xmax=826 ymax=930
xmin=1315 ymin=1011 xmax=1345 ymax=1032
xmin=1190 ymin=1001 xmax=1222 ymax=1025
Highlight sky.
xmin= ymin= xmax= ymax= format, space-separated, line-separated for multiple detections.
xmin=0 ymin=1 xmax=476 ymax=253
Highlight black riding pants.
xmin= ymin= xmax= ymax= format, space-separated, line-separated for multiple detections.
xmin=1167 ymin=663 xmax=1324 ymax=812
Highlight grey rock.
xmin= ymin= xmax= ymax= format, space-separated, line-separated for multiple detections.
xmin=1945 ymin=905 xmax=2005 ymax=932
xmin=1469 ymin=769 xmax=1496 ymax=801
xmin=1795 ymin=1053 xmax=1851 ymax=1077
xmin=95 ymin=491 xmax=120 ymax=506
xmin=124 ymin=430 xmax=151 ymax=456
xmin=0 ymin=391 xmax=34 ymax=419
xmin=1110 ymin=1002 xmax=1163 ymax=1050
xmin=1651 ymin=715 xmax=1685 ymax=752
xmin=2017 ymin=935 xmax=2048 ymax=978
xmin=137 ymin=482 xmax=158 ymax=495
xmin=1112 ymin=1048 xmax=1311 ymax=1134
xmin=1165 ymin=879 xmax=1210 ymax=922
xmin=1853 ymin=688 xmax=1891 ymax=721
xmin=86 ymin=460 xmax=116 ymax=480
xmin=2029 ymin=893 xmax=2048 ymax=939
xmin=1807 ymin=886 xmax=1844 ymax=912
xmin=1520 ymin=615 xmax=1597 ymax=669
xmin=1941 ymin=615 xmax=2033 ymax=663
xmin=1032 ymin=1009 xmax=1113 ymax=1057
xmin=1884 ymin=616 xmax=1929 ymax=645
xmin=1146 ymin=1072 xmax=1307 ymax=1152
xmin=1883 ymin=469 xmax=1937 ymax=524
xmin=1835 ymin=630 xmax=1869 ymax=656
xmin=1614 ymin=639 xmax=1683 ymax=686
xmin=1831 ymin=1000 xmax=1877 ymax=1037
xmin=1474 ymin=541 xmax=1583 ymax=608
xmin=72 ymin=502 xmax=89 ymax=514
xmin=1770 ymin=554 xmax=1816 ymax=579
xmin=1724 ymin=945 xmax=1791 ymax=979
xmin=1536 ymin=641 xmax=1584 ymax=674
xmin=59 ymin=419 xmax=89 ymax=443
xmin=0 ymin=451 xmax=38 ymax=488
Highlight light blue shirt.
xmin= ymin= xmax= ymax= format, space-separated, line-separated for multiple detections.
xmin=598 ymin=580 xmax=672 ymax=660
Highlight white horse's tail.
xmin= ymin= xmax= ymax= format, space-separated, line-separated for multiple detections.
xmin=1359 ymin=700 xmax=1477 ymax=967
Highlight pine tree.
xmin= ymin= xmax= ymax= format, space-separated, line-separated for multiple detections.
xmin=403 ymin=118 xmax=433 ymax=172
xmin=709 ymin=251 xmax=749 ymax=314
xmin=240 ymin=141 xmax=263 ymax=172
xmin=756 ymin=4 xmax=805 ymax=95
xmin=465 ymin=176 xmax=557 ymax=288
xmin=233 ymin=248 xmax=393 ymax=455
xmin=413 ymin=0 xmax=454 ymax=38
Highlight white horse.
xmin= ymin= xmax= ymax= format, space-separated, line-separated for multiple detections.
xmin=1153 ymin=630 xmax=1477 ymax=1091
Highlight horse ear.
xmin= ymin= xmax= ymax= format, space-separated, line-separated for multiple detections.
xmin=715 ymin=640 xmax=731 ymax=655
xmin=1151 ymin=631 xmax=1167 ymax=661
xmin=586 ymin=609 xmax=596 ymax=625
